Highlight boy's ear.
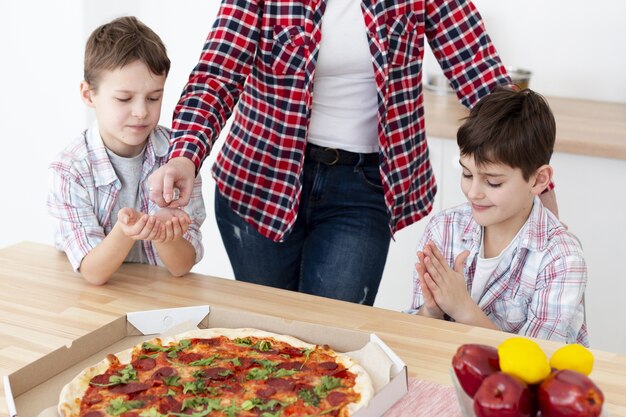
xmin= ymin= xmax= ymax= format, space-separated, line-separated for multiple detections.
xmin=80 ymin=81 xmax=95 ymax=108
xmin=531 ymin=164 xmax=553 ymax=195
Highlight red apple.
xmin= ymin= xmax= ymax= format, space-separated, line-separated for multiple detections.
xmin=474 ymin=372 xmax=536 ymax=417
xmin=452 ymin=344 xmax=501 ymax=397
xmin=537 ymin=369 xmax=604 ymax=417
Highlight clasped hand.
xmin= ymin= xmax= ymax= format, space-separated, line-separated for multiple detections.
xmin=117 ymin=207 xmax=191 ymax=243
xmin=416 ymin=241 xmax=471 ymax=321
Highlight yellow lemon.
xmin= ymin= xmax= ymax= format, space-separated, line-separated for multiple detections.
xmin=498 ymin=337 xmax=551 ymax=384
xmin=550 ymin=343 xmax=594 ymax=375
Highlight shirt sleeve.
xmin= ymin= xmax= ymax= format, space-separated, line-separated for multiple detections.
xmin=169 ymin=0 xmax=263 ymax=172
xmin=47 ymin=163 xmax=106 ymax=272
xmin=181 ymin=173 xmax=207 ymax=264
xmin=520 ymin=245 xmax=588 ymax=346
xmin=425 ymin=0 xmax=510 ymax=108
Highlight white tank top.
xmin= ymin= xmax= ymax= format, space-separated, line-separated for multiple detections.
xmin=307 ymin=0 xmax=379 ymax=153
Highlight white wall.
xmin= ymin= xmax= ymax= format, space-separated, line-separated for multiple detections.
xmin=1 ymin=1 xmax=624 ymax=350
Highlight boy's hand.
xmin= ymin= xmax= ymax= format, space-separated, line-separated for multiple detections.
xmin=420 ymin=241 xmax=472 ymax=321
xmin=148 ymin=157 xmax=195 ymax=208
xmin=416 ymin=251 xmax=445 ymax=319
xmin=117 ymin=207 xmax=164 ymax=241
xmin=153 ymin=208 xmax=191 ymax=243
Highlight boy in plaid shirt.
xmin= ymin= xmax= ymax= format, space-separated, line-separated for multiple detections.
xmin=48 ymin=17 xmax=205 ymax=285
xmin=410 ymin=87 xmax=588 ymax=345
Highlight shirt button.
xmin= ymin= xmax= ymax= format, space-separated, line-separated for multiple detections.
xmin=376 ymin=75 xmax=384 ymax=83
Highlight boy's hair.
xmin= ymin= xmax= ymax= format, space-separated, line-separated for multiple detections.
xmin=84 ymin=16 xmax=170 ymax=90
xmin=457 ymin=86 xmax=556 ymax=180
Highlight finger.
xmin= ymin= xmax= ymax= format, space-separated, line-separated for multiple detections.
xmin=128 ymin=214 xmax=150 ymax=237
xmin=118 ymin=207 xmax=132 ymax=224
xmin=162 ymin=171 xmax=176 ymax=204
xmin=419 ymin=276 xmax=435 ymax=302
xmin=146 ymin=219 xmax=163 ymax=241
xmin=454 ymin=250 xmax=470 ymax=273
xmin=424 ymin=255 xmax=444 ymax=280
xmin=148 ymin=170 xmax=167 ymax=207
xmin=423 ymin=272 xmax=440 ymax=295
xmin=170 ymin=177 xmax=194 ymax=208
xmin=170 ymin=218 xmax=183 ymax=238
xmin=426 ymin=242 xmax=448 ymax=265
xmin=138 ymin=216 xmax=158 ymax=240
xmin=155 ymin=224 xmax=166 ymax=243
xmin=164 ymin=221 xmax=174 ymax=241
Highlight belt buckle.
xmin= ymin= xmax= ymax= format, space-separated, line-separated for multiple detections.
xmin=323 ymin=147 xmax=340 ymax=165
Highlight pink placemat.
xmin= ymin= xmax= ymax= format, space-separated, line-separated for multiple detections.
xmin=383 ymin=378 xmax=462 ymax=417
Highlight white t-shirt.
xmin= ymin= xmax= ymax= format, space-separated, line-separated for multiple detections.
xmin=471 ymin=228 xmax=522 ymax=302
xmin=307 ymin=0 xmax=379 ymax=153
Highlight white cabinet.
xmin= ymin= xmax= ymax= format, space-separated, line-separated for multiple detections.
xmin=374 ymin=136 xmax=626 ymax=355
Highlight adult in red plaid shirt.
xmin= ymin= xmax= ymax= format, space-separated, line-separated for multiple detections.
xmin=148 ymin=0 xmax=557 ymax=305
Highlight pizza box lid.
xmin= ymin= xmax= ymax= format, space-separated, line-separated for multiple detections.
xmin=4 ymin=305 xmax=407 ymax=417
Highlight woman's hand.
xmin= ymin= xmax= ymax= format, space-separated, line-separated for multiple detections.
xmin=147 ymin=157 xmax=196 ymax=208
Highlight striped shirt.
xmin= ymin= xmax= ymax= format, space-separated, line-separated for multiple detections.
xmin=48 ymin=124 xmax=206 ymax=271
xmin=169 ymin=0 xmax=510 ymax=242
xmin=410 ymin=197 xmax=589 ymax=346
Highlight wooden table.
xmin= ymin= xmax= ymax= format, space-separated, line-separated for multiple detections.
xmin=1 ymin=242 xmax=625 ymax=416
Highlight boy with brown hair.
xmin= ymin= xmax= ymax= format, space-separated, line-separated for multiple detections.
xmin=410 ymin=87 xmax=588 ymax=345
xmin=48 ymin=16 xmax=205 ymax=285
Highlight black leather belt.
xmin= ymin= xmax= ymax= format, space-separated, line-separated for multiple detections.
xmin=306 ymin=144 xmax=379 ymax=166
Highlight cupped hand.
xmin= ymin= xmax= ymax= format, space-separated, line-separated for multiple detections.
xmin=153 ymin=208 xmax=191 ymax=242
xmin=117 ymin=207 xmax=164 ymax=241
xmin=147 ymin=157 xmax=196 ymax=208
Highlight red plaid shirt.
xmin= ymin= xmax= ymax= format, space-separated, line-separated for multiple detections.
xmin=170 ymin=0 xmax=510 ymax=242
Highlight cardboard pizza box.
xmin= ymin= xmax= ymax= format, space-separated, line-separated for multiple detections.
xmin=3 ymin=305 xmax=408 ymax=417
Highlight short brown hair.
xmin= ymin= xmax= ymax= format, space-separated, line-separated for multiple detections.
xmin=84 ymin=16 xmax=170 ymax=90
xmin=457 ymin=86 xmax=556 ymax=180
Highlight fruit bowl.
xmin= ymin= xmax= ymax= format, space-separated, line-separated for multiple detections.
xmin=450 ymin=368 xmax=610 ymax=417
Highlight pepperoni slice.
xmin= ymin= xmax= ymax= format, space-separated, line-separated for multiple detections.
xmin=279 ymin=347 xmax=305 ymax=357
xmin=131 ymin=357 xmax=156 ymax=371
xmin=152 ymin=366 xmax=176 ymax=379
xmin=176 ymin=352 xmax=203 ymax=363
xmin=89 ymin=373 xmax=113 ymax=386
xmin=236 ymin=357 xmax=255 ymax=370
xmin=256 ymin=387 xmax=277 ymax=398
xmin=326 ymin=391 xmax=347 ymax=406
xmin=318 ymin=362 xmax=338 ymax=370
xmin=109 ymin=382 xmax=150 ymax=394
xmin=268 ymin=378 xmax=296 ymax=391
xmin=159 ymin=395 xmax=183 ymax=414
xmin=330 ymin=369 xmax=351 ymax=379
xmin=192 ymin=337 xmax=222 ymax=346
xmin=203 ymin=367 xmax=232 ymax=380
xmin=277 ymin=361 xmax=302 ymax=370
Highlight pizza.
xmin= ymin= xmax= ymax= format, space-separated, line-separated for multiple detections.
xmin=58 ymin=328 xmax=375 ymax=417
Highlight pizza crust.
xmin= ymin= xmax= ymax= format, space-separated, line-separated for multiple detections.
xmin=58 ymin=327 xmax=374 ymax=417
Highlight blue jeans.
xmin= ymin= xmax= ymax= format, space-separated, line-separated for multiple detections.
xmin=215 ymin=155 xmax=391 ymax=305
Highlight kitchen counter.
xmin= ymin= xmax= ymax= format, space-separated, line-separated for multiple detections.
xmin=424 ymin=92 xmax=626 ymax=160
xmin=1 ymin=241 xmax=626 ymax=416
